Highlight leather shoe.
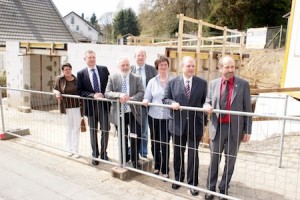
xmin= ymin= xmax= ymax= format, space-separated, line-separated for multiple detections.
xmin=190 ymin=189 xmax=199 ymax=196
xmin=132 ymin=161 xmax=141 ymax=169
xmin=172 ymin=183 xmax=181 ymax=190
xmin=101 ymin=155 xmax=110 ymax=161
xmin=92 ymin=160 xmax=99 ymax=166
xmin=219 ymin=190 xmax=228 ymax=200
xmin=205 ymin=193 xmax=214 ymax=200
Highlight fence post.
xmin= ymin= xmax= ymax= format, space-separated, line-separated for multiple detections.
xmin=278 ymin=25 xmax=283 ymax=48
xmin=116 ymin=101 xmax=122 ymax=167
xmin=278 ymin=95 xmax=288 ymax=168
xmin=0 ymin=88 xmax=5 ymax=134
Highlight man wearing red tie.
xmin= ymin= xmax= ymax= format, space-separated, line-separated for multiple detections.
xmin=204 ymin=55 xmax=252 ymax=200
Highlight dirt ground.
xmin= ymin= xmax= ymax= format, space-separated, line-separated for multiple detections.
xmin=239 ymin=48 xmax=285 ymax=89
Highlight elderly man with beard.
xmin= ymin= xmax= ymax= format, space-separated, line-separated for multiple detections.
xmin=105 ymin=57 xmax=144 ymax=168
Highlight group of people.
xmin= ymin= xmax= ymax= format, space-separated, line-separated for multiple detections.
xmin=53 ymin=48 xmax=252 ymax=199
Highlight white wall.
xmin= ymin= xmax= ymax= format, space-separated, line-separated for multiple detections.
xmin=65 ymin=14 xmax=99 ymax=43
xmin=283 ymin=0 xmax=300 ymax=90
xmin=66 ymin=43 xmax=166 ymax=76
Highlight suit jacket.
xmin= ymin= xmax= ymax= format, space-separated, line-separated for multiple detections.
xmin=164 ymin=76 xmax=207 ymax=137
xmin=131 ymin=64 xmax=157 ymax=86
xmin=77 ymin=65 xmax=110 ymax=116
xmin=105 ymin=73 xmax=144 ymax=125
xmin=205 ymin=76 xmax=252 ymax=142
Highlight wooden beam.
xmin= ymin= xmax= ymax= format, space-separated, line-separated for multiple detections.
xmin=250 ymin=87 xmax=300 ymax=95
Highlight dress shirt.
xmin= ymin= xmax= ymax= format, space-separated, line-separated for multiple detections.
xmin=144 ymin=75 xmax=171 ymax=119
xmin=219 ymin=76 xmax=235 ymax=123
xmin=88 ymin=67 xmax=101 ymax=92
xmin=120 ymin=74 xmax=131 ymax=113
xmin=183 ymin=75 xmax=193 ymax=91
xmin=136 ymin=65 xmax=147 ymax=89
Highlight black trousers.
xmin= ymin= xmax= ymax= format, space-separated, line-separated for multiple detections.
xmin=87 ymin=102 xmax=110 ymax=159
xmin=148 ymin=116 xmax=170 ymax=174
xmin=173 ymin=125 xmax=200 ymax=186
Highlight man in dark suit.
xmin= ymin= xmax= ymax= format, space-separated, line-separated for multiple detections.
xmin=163 ymin=56 xmax=207 ymax=196
xmin=204 ymin=55 xmax=252 ymax=200
xmin=131 ymin=48 xmax=157 ymax=158
xmin=77 ymin=50 xmax=110 ymax=166
xmin=105 ymin=57 xmax=144 ymax=168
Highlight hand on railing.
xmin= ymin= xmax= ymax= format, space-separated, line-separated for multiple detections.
xmin=171 ymin=102 xmax=180 ymax=110
xmin=142 ymin=99 xmax=149 ymax=107
xmin=203 ymin=103 xmax=213 ymax=114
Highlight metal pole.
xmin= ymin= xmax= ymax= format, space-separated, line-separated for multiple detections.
xmin=279 ymin=25 xmax=283 ymax=48
xmin=0 ymin=88 xmax=5 ymax=134
xmin=278 ymin=95 xmax=288 ymax=168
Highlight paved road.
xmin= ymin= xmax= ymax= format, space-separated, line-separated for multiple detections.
xmin=0 ymin=138 xmax=195 ymax=200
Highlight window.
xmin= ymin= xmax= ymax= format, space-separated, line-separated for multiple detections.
xmin=76 ymin=25 xmax=79 ymax=31
xmin=71 ymin=16 xmax=74 ymax=24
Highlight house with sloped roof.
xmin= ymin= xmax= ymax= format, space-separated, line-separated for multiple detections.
xmin=64 ymin=12 xmax=102 ymax=43
xmin=0 ymin=0 xmax=77 ymax=47
xmin=0 ymin=0 xmax=78 ymax=108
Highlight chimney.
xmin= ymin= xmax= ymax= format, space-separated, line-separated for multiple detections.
xmin=82 ymin=13 xmax=84 ymax=19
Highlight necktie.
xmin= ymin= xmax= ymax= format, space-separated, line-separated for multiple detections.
xmin=220 ymin=80 xmax=229 ymax=110
xmin=121 ymin=76 xmax=128 ymax=111
xmin=92 ymin=69 xmax=100 ymax=93
xmin=185 ymin=80 xmax=190 ymax=101
xmin=137 ymin=67 xmax=142 ymax=75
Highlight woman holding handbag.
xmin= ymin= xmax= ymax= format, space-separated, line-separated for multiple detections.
xmin=53 ymin=63 xmax=82 ymax=158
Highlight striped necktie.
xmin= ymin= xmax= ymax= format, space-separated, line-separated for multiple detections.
xmin=92 ymin=69 xmax=100 ymax=93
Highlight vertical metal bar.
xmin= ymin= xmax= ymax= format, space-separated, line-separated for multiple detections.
xmin=0 ymin=88 xmax=5 ymax=133
xmin=278 ymin=25 xmax=283 ymax=48
xmin=278 ymin=95 xmax=288 ymax=168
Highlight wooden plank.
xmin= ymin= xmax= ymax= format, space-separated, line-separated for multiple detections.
xmin=250 ymin=87 xmax=300 ymax=95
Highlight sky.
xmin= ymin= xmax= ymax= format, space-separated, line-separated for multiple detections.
xmin=52 ymin=0 xmax=142 ymax=18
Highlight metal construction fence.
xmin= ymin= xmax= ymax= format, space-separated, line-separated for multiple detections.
xmin=0 ymin=87 xmax=300 ymax=200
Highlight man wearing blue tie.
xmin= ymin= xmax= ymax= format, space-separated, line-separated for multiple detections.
xmin=105 ymin=57 xmax=144 ymax=168
xmin=77 ymin=50 xmax=110 ymax=166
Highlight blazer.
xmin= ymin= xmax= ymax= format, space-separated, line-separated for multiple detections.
xmin=77 ymin=65 xmax=110 ymax=116
xmin=164 ymin=76 xmax=207 ymax=137
xmin=131 ymin=64 xmax=157 ymax=86
xmin=105 ymin=73 xmax=145 ymax=125
xmin=205 ymin=76 xmax=252 ymax=142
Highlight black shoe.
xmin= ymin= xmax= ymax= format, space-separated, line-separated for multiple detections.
xmin=190 ymin=189 xmax=199 ymax=196
xmin=172 ymin=183 xmax=181 ymax=190
xmin=132 ymin=161 xmax=141 ymax=169
xmin=219 ymin=190 xmax=228 ymax=200
xmin=92 ymin=160 xmax=99 ymax=166
xmin=205 ymin=193 xmax=214 ymax=200
xmin=101 ymin=155 xmax=110 ymax=161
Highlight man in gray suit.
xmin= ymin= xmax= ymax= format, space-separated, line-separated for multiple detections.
xmin=163 ymin=56 xmax=207 ymax=196
xmin=131 ymin=48 xmax=157 ymax=158
xmin=105 ymin=57 xmax=144 ymax=168
xmin=204 ymin=55 xmax=252 ymax=200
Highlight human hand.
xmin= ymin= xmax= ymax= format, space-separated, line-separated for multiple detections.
xmin=171 ymin=102 xmax=180 ymax=110
xmin=242 ymin=134 xmax=251 ymax=143
xmin=94 ymin=93 xmax=104 ymax=99
xmin=142 ymin=99 xmax=149 ymax=107
xmin=203 ymin=104 xmax=213 ymax=114
xmin=119 ymin=94 xmax=130 ymax=103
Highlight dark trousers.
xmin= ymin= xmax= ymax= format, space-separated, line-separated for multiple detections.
xmin=206 ymin=123 xmax=240 ymax=191
xmin=87 ymin=102 xmax=110 ymax=159
xmin=173 ymin=125 xmax=200 ymax=186
xmin=148 ymin=116 xmax=170 ymax=174
xmin=116 ymin=112 xmax=142 ymax=165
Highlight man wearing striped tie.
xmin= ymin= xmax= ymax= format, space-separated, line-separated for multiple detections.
xmin=105 ymin=57 xmax=144 ymax=168
xmin=77 ymin=50 xmax=110 ymax=166
xmin=163 ymin=56 xmax=207 ymax=196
